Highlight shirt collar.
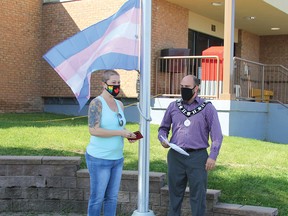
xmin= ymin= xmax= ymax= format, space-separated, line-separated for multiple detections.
xmin=194 ymin=96 xmax=201 ymax=103
xmin=182 ymin=95 xmax=201 ymax=105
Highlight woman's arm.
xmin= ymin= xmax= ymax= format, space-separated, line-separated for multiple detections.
xmin=88 ymin=98 xmax=132 ymax=138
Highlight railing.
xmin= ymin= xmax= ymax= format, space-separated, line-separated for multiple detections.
xmin=155 ymin=56 xmax=221 ymax=98
xmin=233 ymin=57 xmax=288 ymax=105
xmin=155 ymin=56 xmax=288 ymax=106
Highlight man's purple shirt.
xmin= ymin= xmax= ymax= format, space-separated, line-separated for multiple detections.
xmin=158 ymin=96 xmax=223 ymax=160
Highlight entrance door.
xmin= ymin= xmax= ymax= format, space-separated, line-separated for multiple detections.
xmin=188 ymin=29 xmax=224 ymax=56
xmin=188 ymin=29 xmax=224 ymax=76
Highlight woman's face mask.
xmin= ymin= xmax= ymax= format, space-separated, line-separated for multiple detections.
xmin=181 ymin=86 xmax=196 ymax=101
xmin=105 ymin=83 xmax=120 ymax=97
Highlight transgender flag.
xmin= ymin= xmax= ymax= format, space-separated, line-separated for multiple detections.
xmin=43 ymin=0 xmax=140 ymax=110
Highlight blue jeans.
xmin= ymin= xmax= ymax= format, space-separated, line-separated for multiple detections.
xmin=85 ymin=152 xmax=124 ymax=216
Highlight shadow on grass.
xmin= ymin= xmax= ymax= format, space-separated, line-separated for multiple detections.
xmin=123 ymin=161 xmax=287 ymax=214
xmin=0 ymin=146 xmax=167 ymax=173
xmin=208 ymin=165 xmax=287 ymax=215
xmin=0 ymin=113 xmax=138 ymax=129
xmin=0 ymin=113 xmax=88 ymax=129
xmin=124 ymin=157 xmax=168 ymax=174
xmin=0 ymin=147 xmax=87 ymax=168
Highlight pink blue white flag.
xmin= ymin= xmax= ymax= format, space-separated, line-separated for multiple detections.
xmin=43 ymin=0 xmax=140 ymax=110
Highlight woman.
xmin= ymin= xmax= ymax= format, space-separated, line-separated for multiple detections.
xmin=85 ymin=70 xmax=136 ymax=216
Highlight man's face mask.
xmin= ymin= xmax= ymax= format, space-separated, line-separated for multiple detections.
xmin=105 ymin=83 xmax=120 ymax=97
xmin=181 ymin=86 xmax=196 ymax=101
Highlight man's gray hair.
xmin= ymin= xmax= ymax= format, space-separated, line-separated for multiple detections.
xmin=193 ymin=76 xmax=201 ymax=86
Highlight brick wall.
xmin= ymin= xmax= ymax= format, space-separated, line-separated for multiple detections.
xmin=237 ymin=30 xmax=260 ymax=62
xmin=151 ymin=0 xmax=189 ymax=95
xmin=260 ymin=35 xmax=288 ymax=68
xmin=0 ymin=156 xmax=278 ymax=216
xmin=41 ymin=0 xmax=139 ymax=99
xmin=0 ymin=0 xmax=43 ymax=112
xmin=260 ymin=35 xmax=288 ymax=103
xmin=237 ymin=31 xmax=288 ymax=68
xmin=41 ymin=0 xmax=188 ymax=99
xmin=1 ymin=0 xmax=287 ymax=113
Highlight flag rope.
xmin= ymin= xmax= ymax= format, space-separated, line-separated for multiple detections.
xmin=25 ymin=94 xmax=163 ymax=123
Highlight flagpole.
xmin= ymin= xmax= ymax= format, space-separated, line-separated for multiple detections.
xmin=132 ymin=0 xmax=155 ymax=215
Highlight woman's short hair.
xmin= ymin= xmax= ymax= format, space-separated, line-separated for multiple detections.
xmin=102 ymin=70 xmax=120 ymax=83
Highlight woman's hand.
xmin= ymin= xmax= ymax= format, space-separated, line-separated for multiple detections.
xmin=122 ymin=129 xmax=136 ymax=139
xmin=128 ymin=139 xmax=137 ymax=143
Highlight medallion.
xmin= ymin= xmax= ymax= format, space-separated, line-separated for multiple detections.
xmin=176 ymin=99 xmax=211 ymax=118
xmin=184 ymin=119 xmax=191 ymax=127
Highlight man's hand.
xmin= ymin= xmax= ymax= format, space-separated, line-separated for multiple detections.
xmin=205 ymin=158 xmax=216 ymax=171
xmin=161 ymin=141 xmax=170 ymax=148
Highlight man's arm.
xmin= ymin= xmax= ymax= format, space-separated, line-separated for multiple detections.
xmin=205 ymin=104 xmax=223 ymax=170
xmin=158 ymin=103 xmax=173 ymax=148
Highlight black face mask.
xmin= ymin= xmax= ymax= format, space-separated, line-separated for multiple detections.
xmin=181 ymin=86 xmax=196 ymax=101
xmin=105 ymin=83 xmax=120 ymax=97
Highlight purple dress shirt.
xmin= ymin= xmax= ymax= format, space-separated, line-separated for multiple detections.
xmin=158 ymin=96 xmax=223 ymax=160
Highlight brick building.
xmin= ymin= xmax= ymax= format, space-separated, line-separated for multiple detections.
xmin=1 ymin=0 xmax=287 ymax=113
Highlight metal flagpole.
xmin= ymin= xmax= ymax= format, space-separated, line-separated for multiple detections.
xmin=132 ymin=0 xmax=155 ymax=215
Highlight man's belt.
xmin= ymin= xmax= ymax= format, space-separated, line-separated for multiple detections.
xmin=183 ymin=148 xmax=206 ymax=153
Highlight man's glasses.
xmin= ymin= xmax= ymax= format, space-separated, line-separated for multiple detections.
xmin=117 ymin=113 xmax=124 ymax=126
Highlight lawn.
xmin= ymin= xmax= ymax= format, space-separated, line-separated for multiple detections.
xmin=0 ymin=113 xmax=287 ymax=215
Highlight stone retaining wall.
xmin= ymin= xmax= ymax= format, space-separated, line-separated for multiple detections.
xmin=0 ymin=156 xmax=278 ymax=216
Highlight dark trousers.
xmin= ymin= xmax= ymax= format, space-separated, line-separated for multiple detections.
xmin=167 ymin=148 xmax=208 ymax=216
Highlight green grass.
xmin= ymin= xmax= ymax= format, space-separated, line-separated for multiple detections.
xmin=0 ymin=113 xmax=287 ymax=215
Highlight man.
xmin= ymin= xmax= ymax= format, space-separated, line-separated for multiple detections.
xmin=158 ymin=75 xmax=223 ymax=216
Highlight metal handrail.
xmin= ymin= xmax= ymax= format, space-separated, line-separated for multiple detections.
xmin=154 ymin=56 xmax=288 ymax=108
xmin=155 ymin=55 xmax=220 ymax=98
xmin=233 ymin=57 xmax=288 ymax=107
